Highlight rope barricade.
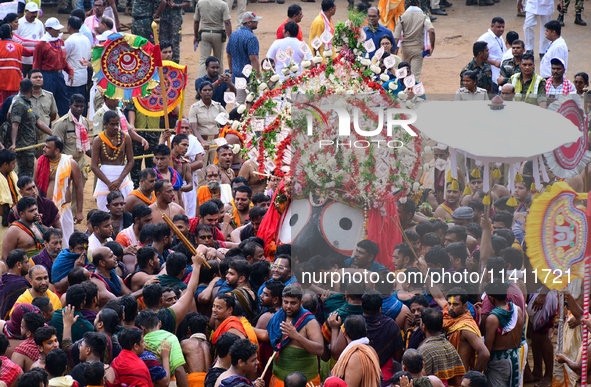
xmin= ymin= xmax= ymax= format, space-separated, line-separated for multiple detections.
xmin=133 ymin=154 xmax=155 ymax=160
xmin=14 ymin=143 xmax=45 ymax=152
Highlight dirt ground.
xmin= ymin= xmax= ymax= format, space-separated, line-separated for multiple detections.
xmin=42 ymin=2 xmax=588 ymax=379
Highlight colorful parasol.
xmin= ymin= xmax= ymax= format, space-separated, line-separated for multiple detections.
xmin=92 ymin=33 xmax=162 ymax=100
xmin=524 ymin=181 xmax=588 ymax=289
xmin=132 ymin=60 xmax=187 ymax=117
xmin=544 ymin=99 xmax=591 ymax=178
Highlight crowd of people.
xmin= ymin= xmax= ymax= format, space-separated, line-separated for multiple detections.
xmin=0 ymin=0 xmax=589 ymax=386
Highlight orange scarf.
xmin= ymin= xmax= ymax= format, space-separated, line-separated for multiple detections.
xmin=442 ymin=304 xmax=481 ymax=366
xmin=232 ymin=206 xmax=242 ymax=228
xmin=128 ymin=190 xmax=156 ymax=205
xmin=98 ymin=131 xmax=124 ymax=150
xmin=212 ymin=316 xmax=247 ymax=344
xmin=331 ymin=344 xmax=381 ymax=387
xmin=197 ymin=186 xmax=213 ymax=206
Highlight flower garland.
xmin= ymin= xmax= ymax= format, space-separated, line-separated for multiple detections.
xmin=228 ymin=13 xmax=424 ymax=214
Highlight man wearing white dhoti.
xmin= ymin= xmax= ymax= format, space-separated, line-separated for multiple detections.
xmin=34 ymin=136 xmax=84 ymax=244
xmin=176 ymin=119 xmax=205 ymax=218
xmin=91 ymin=110 xmax=135 ymax=211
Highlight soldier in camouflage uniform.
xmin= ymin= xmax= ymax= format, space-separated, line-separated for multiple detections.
xmin=558 ymin=0 xmax=586 ymax=26
xmin=159 ymin=0 xmax=190 ymax=63
xmin=9 ymin=80 xmax=52 ymax=177
xmin=131 ymin=0 xmax=166 ymax=43
xmin=126 ymin=103 xmax=162 ymax=188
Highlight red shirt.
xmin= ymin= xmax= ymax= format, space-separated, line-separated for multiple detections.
xmin=276 ymin=19 xmax=303 ymax=41
xmin=33 ymin=39 xmax=74 ymax=75
xmin=0 ymin=40 xmax=33 ymax=92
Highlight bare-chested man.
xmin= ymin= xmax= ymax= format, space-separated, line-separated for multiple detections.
xmin=2 ymin=197 xmax=45 ymax=261
xmin=483 ymin=281 xmax=524 ymax=387
xmin=433 ymin=181 xmax=462 ymax=221
xmin=428 ymin=285 xmax=490 ymax=372
xmin=238 ymin=158 xmax=265 ymax=194
xmin=266 ymin=284 xmax=324 ymax=387
xmin=221 ymin=185 xmax=252 ymax=239
xmin=170 ymin=134 xmax=194 ymax=203
xmin=125 ymin=246 xmax=160 ymax=292
xmin=149 ymin=180 xmax=186 ymax=225
xmin=125 ymin=168 xmax=157 ymax=213
xmin=180 ymin=313 xmax=212 ymax=387
xmin=153 ymin=144 xmax=187 ymax=207
xmin=91 ymin=110 xmax=134 ymax=211
xmin=216 ymin=145 xmax=235 ymax=185
xmin=34 ymin=136 xmax=84 ymax=244
xmin=90 ymin=246 xmax=144 ymax=307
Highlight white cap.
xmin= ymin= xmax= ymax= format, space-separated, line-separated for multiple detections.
xmin=24 ymin=2 xmax=39 ymax=12
xmin=45 ymin=17 xmax=65 ymax=30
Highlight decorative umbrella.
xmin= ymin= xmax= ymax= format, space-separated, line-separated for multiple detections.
xmin=544 ymin=98 xmax=591 ymax=178
xmin=132 ymin=60 xmax=187 ymax=117
xmin=525 ymin=182 xmax=590 ymax=385
xmin=92 ymin=33 xmax=161 ymax=100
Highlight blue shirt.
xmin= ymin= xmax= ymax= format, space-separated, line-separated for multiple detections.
xmin=194 ymin=74 xmax=230 ymax=108
xmin=344 ymin=257 xmax=388 ymax=272
xmin=226 ymin=26 xmax=259 ymax=82
xmin=363 ymin=25 xmax=396 ymax=58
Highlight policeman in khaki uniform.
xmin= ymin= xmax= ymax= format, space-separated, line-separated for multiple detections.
xmin=194 ymin=0 xmax=233 ymax=78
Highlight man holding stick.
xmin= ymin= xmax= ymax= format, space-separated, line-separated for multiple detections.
xmin=149 ymin=180 xmax=186 ymax=225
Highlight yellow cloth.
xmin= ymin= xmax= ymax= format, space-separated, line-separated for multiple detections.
xmin=552 ymin=311 xmax=582 ymax=387
xmin=309 ymin=14 xmax=336 ymax=62
xmin=0 ymin=171 xmax=20 ymax=206
xmin=239 ymin=316 xmax=258 ymax=346
xmin=378 ymin=0 xmax=405 ymax=31
xmin=11 ymin=289 xmax=62 ymax=316
xmin=442 ymin=305 xmax=481 ymax=370
xmin=187 ymin=372 xmax=206 ymax=387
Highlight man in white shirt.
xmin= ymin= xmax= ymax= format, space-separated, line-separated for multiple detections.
xmin=520 ymin=0 xmax=553 ymax=56
xmin=478 ymin=17 xmax=506 ymax=91
xmin=455 ymin=70 xmax=489 ymax=101
xmin=267 ymin=22 xmax=313 ymax=81
xmin=545 ymin=58 xmax=575 ymax=104
xmin=71 ymin=9 xmax=94 ymax=46
xmin=64 ymin=16 xmax=91 ymax=114
xmin=539 ymin=20 xmax=568 ymax=79
xmin=15 ymin=2 xmax=44 ymax=77
xmin=501 ymin=31 xmax=519 ymax=62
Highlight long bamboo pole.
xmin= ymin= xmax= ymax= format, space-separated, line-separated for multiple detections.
xmin=161 ymin=213 xmax=211 ymax=269
xmin=151 ymin=22 xmax=172 ymax=167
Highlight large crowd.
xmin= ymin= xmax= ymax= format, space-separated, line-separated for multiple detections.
xmin=0 ymin=0 xmax=589 ymax=386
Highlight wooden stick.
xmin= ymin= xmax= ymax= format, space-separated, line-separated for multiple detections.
xmin=151 ymin=22 xmax=171 ymax=166
xmin=389 ymin=215 xmax=418 ymax=262
xmin=161 ymin=213 xmax=211 ymax=269
xmin=261 ymin=352 xmax=276 ymax=379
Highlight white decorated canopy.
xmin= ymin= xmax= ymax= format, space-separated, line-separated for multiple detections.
xmin=414 ymin=100 xmax=582 ymax=163
xmin=413 ymin=100 xmax=584 ymax=192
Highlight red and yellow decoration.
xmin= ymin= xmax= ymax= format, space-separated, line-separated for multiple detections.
xmin=92 ymin=33 xmax=161 ymax=100
xmin=525 ymin=181 xmax=588 ymax=290
xmin=133 ymin=60 xmax=187 ymax=117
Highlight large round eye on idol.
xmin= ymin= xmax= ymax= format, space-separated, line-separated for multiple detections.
xmin=278 ymin=198 xmax=311 ymax=244
xmin=320 ymin=202 xmax=364 ymax=255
